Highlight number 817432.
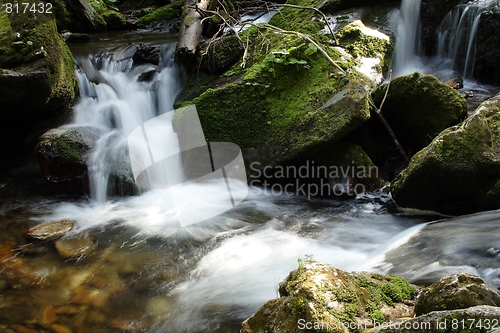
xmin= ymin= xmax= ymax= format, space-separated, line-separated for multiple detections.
xmin=2 ymin=2 xmax=53 ymax=14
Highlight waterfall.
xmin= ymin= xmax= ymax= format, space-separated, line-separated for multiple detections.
xmin=437 ymin=0 xmax=494 ymax=79
xmin=71 ymin=43 xmax=185 ymax=203
xmin=391 ymin=0 xmax=424 ymax=78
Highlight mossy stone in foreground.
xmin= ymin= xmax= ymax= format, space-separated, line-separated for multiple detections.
xmin=391 ymin=92 xmax=500 ymax=215
xmin=241 ymin=261 xmax=416 ymax=333
xmin=372 ymin=72 xmax=467 ymax=155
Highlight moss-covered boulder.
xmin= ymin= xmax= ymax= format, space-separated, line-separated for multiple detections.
xmin=335 ymin=20 xmax=393 ymax=83
xmin=415 ymin=273 xmax=500 ymax=316
xmin=370 ymin=305 xmax=500 ymax=333
xmin=391 ymin=92 xmax=500 ymax=215
xmin=475 ymin=5 xmax=500 ymax=85
xmin=241 ymin=261 xmax=417 ymax=333
xmin=0 ymin=6 xmax=77 ymax=168
xmin=313 ymin=143 xmax=387 ymax=195
xmin=175 ymin=29 xmax=374 ymax=175
xmin=372 ymin=72 xmax=467 ymax=155
xmin=37 ymin=127 xmax=99 ymax=193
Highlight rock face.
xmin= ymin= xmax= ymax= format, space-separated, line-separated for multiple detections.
xmin=241 ymin=261 xmax=417 ymax=333
xmin=37 ymin=127 xmax=99 ymax=194
xmin=371 ymin=72 xmax=467 ymax=156
xmin=475 ymin=6 xmax=500 ymax=85
xmin=391 ymin=92 xmax=500 ymax=215
xmin=370 ymin=305 xmax=500 ymax=333
xmin=0 ymin=7 xmax=78 ymax=168
xmin=26 ymin=220 xmax=75 ymax=241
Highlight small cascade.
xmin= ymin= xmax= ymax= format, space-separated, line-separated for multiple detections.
xmin=391 ymin=0 xmax=423 ymax=78
xmin=72 ymin=44 xmax=185 ymax=203
xmin=437 ymin=0 xmax=494 ymax=79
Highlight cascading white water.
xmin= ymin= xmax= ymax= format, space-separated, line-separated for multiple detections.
xmin=437 ymin=0 xmax=495 ymax=79
xmin=71 ymin=44 xmax=184 ymax=203
xmin=391 ymin=0 xmax=424 ymax=78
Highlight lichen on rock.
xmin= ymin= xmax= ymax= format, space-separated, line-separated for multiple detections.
xmin=241 ymin=261 xmax=417 ymax=333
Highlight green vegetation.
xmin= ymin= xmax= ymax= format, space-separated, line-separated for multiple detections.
xmin=137 ymin=0 xmax=183 ymax=27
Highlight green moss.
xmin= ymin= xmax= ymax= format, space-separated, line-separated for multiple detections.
xmin=175 ymin=30 xmax=367 ymax=163
xmin=137 ymin=0 xmax=183 ymax=27
xmin=290 ymin=295 xmax=308 ymax=316
xmin=268 ymin=0 xmax=325 ymax=35
xmin=102 ymin=10 xmax=126 ymax=29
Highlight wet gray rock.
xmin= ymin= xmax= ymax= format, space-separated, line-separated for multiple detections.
xmin=369 ymin=305 xmax=500 ymax=333
xmin=26 ymin=220 xmax=75 ymax=242
xmin=415 ymin=273 xmax=500 ymax=316
xmin=133 ymin=44 xmax=161 ymax=66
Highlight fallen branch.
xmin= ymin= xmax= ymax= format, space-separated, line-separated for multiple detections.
xmin=369 ymin=70 xmax=409 ymax=163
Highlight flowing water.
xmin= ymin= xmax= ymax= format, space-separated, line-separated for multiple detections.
xmin=2 ymin=8 xmax=500 ymax=332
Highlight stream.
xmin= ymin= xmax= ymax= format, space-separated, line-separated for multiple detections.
xmin=1 ymin=11 xmax=500 ymax=333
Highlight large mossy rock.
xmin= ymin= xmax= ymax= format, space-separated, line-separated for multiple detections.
xmin=369 ymin=305 xmax=500 ymax=333
xmin=0 ymin=6 xmax=77 ymax=168
xmin=175 ymin=30 xmax=373 ymax=173
xmin=241 ymin=261 xmax=417 ymax=333
xmin=475 ymin=5 xmax=500 ymax=85
xmin=414 ymin=273 xmax=500 ymax=316
xmin=372 ymin=72 xmax=467 ymax=155
xmin=391 ymin=92 xmax=500 ymax=215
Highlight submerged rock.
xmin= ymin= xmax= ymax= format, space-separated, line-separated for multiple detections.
xmin=391 ymin=92 xmax=500 ymax=215
xmin=415 ymin=273 xmax=500 ymax=316
xmin=26 ymin=220 xmax=75 ymax=241
xmin=372 ymin=73 xmax=467 ymax=156
xmin=241 ymin=261 xmax=416 ymax=333
xmin=55 ymin=234 xmax=95 ymax=259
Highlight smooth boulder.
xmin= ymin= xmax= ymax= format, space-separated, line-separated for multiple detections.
xmin=391 ymin=92 xmax=500 ymax=215
xmin=26 ymin=220 xmax=75 ymax=242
